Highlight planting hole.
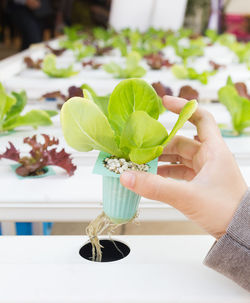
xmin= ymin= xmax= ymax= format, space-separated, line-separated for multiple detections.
xmin=28 ymin=167 xmax=48 ymax=176
xmin=79 ymin=239 xmax=130 ymax=262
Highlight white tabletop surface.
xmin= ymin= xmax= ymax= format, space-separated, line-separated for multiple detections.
xmin=0 ymin=235 xmax=248 ymax=303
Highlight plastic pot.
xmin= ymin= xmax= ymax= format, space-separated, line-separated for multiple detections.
xmin=93 ymin=151 xmax=158 ymax=224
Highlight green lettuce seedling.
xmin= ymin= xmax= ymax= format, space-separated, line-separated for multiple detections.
xmin=103 ymin=52 xmax=146 ymax=79
xmin=0 ymin=84 xmax=57 ymax=133
xmin=114 ymin=28 xmax=166 ymax=57
xmin=82 ymin=83 xmax=166 ymax=117
xmin=217 ymin=33 xmax=236 ymax=47
xmin=93 ymin=27 xmax=114 ymax=45
xmin=61 ymin=79 xmax=197 ymax=164
xmin=64 ymin=25 xmax=85 ymax=41
xmin=42 ymin=54 xmax=79 ymax=78
xmin=73 ymin=43 xmax=96 ymax=61
xmin=205 ymin=29 xmax=218 ymax=44
xmin=59 ymin=25 xmax=88 ymax=50
xmin=230 ymin=41 xmax=250 ymax=67
xmin=80 ymin=84 xmax=110 ymax=117
xmin=171 ymin=64 xmax=216 ymax=85
xmin=218 ymin=77 xmax=250 ymax=135
xmin=205 ymin=31 xmax=250 ymax=67
xmin=174 ymin=41 xmax=204 ymax=64
xmin=111 ymin=36 xmax=128 ymax=57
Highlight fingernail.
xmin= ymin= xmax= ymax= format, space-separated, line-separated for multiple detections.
xmin=120 ymin=171 xmax=136 ymax=189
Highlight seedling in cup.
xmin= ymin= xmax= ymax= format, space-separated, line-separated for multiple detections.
xmin=61 ymin=79 xmax=197 ymax=261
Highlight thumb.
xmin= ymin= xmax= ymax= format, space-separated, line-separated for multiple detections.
xmin=120 ymin=171 xmax=191 ymax=210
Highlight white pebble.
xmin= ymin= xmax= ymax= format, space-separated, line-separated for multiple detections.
xmin=118 ymin=168 xmax=124 ymax=174
xmin=122 ymin=164 xmax=128 ymax=170
xmin=104 ymin=156 xmax=149 ymax=174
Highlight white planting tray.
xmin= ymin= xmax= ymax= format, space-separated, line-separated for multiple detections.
xmin=0 ymin=163 xmax=183 ymax=222
xmin=1 ymin=39 xmax=250 ymax=101
xmin=1 ymin=161 xmax=250 ymax=222
xmin=0 ymin=235 xmax=248 ymax=303
xmin=0 ymin=103 xmax=249 ymax=159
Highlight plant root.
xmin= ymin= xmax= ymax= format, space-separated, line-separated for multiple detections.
xmin=85 ymin=211 xmax=137 ymax=262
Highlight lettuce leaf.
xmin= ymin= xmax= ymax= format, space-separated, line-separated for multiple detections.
xmin=108 ymin=79 xmax=160 ymax=135
xmin=230 ymin=41 xmax=250 ymax=64
xmin=164 ymin=100 xmax=197 ymax=145
xmin=5 ymin=91 xmax=27 ymax=120
xmin=3 ymin=110 xmax=53 ymax=131
xmin=205 ymin=29 xmax=218 ymax=43
xmin=0 ymin=84 xmax=56 ymax=133
xmin=217 ymin=33 xmax=236 ymax=47
xmin=61 ymin=97 xmax=123 ymax=157
xmin=74 ymin=44 xmax=95 ymax=61
xmin=42 ymin=54 xmax=79 ymax=78
xmin=0 ymin=134 xmax=76 ymax=177
xmin=171 ymin=64 xmax=216 ymax=85
xmin=111 ymin=36 xmax=128 ymax=56
xmin=0 ymin=83 xmax=16 ymax=122
xmin=103 ymin=52 xmax=146 ymax=79
xmin=120 ymin=111 xmax=168 ymax=163
xmin=64 ymin=25 xmax=85 ymax=41
xmin=61 ymin=79 xmax=197 ymax=164
xmin=178 ymin=85 xmax=199 ymax=100
xmin=218 ymin=77 xmax=250 ymax=134
xmin=80 ymin=84 xmax=110 ymax=116
xmin=93 ymin=27 xmax=114 ymax=44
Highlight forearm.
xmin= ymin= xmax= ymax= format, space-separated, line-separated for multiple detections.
xmin=204 ymin=189 xmax=250 ymax=291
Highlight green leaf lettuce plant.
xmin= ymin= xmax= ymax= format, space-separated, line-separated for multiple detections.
xmin=0 ymin=84 xmax=57 ymax=133
xmin=73 ymin=43 xmax=96 ymax=61
xmin=174 ymin=40 xmax=204 ymax=64
xmin=111 ymin=36 xmax=128 ymax=57
xmin=61 ymin=79 xmax=197 ymax=261
xmin=42 ymin=54 xmax=79 ymax=78
xmin=214 ymin=33 xmax=250 ymax=67
xmin=218 ymin=77 xmax=250 ymax=135
xmin=103 ymin=52 xmax=146 ymax=79
xmin=80 ymin=84 xmax=110 ymax=117
xmin=64 ymin=25 xmax=85 ymax=41
xmin=205 ymin=29 xmax=218 ymax=44
xmin=171 ymin=64 xmax=216 ymax=85
xmin=61 ymin=79 xmax=197 ymax=164
xmin=93 ymin=27 xmax=114 ymax=45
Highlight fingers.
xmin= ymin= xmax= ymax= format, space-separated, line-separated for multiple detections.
xmin=120 ymin=170 xmax=192 ymax=208
xmin=158 ymin=164 xmax=196 ymax=181
xmin=159 ymin=154 xmax=181 ymax=162
xmin=163 ymin=96 xmax=221 ymax=143
xmin=159 ymin=154 xmax=193 ymax=169
xmin=161 ymin=135 xmax=200 ymax=160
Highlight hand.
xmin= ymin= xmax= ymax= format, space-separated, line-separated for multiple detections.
xmin=120 ymin=96 xmax=247 ymax=239
xmin=26 ymin=0 xmax=40 ymax=10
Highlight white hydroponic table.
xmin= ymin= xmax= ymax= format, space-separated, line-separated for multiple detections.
xmin=1 ymin=39 xmax=250 ymax=101
xmin=1 ymin=40 xmax=250 ymax=234
xmin=0 ymin=235 xmax=248 ymax=303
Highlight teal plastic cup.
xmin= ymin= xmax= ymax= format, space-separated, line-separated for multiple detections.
xmin=102 ymin=175 xmax=141 ymax=224
xmin=93 ymin=152 xmax=158 ymax=224
xmin=11 ymin=164 xmax=55 ymax=179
